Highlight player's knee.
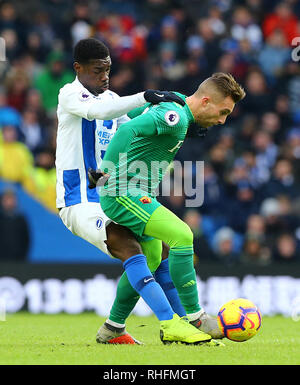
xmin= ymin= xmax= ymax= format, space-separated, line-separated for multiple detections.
xmin=174 ymin=222 xmax=194 ymax=247
xmin=106 ymin=223 xmax=142 ymax=261
xmin=181 ymin=225 xmax=194 ymax=245
xmin=143 ymin=242 xmax=163 ymax=272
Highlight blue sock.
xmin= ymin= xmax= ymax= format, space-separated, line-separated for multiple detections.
xmin=154 ymin=259 xmax=186 ymax=317
xmin=123 ymin=254 xmax=174 ymax=321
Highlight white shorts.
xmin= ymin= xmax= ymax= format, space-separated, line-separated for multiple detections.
xmin=59 ymin=202 xmax=113 ymax=257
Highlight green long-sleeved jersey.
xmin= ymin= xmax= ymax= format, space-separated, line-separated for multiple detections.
xmin=100 ymin=93 xmax=195 ymax=196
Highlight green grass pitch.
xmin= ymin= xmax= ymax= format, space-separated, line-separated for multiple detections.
xmin=0 ymin=312 xmax=299 ymax=365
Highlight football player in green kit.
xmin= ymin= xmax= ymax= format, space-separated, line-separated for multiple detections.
xmin=98 ymin=72 xmax=245 ymax=345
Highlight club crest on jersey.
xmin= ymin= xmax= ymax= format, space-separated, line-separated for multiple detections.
xmin=95 ymin=217 xmax=103 ymax=230
xmin=79 ymin=90 xmax=90 ymax=102
xmin=165 ymin=110 xmax=180 ymax=126
xmin=139 ymin=196 xmax=152 ymax=204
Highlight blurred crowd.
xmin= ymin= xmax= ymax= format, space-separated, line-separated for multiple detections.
xmin=0 ymin=0 xmax=300 ymax=264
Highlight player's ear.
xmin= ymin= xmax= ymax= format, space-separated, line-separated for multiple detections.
xmin=73 ymin=61 xmax=82 ymax=74
xmin=201 ymin=96 xmax=210 ymax=106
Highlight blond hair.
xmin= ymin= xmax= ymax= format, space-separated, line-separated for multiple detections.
xmin=198 ymin=72 xmax=246 ymax=103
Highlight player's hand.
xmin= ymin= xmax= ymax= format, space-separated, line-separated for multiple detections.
xmin=144 ymin=90 xmax=185 ymax=106
xmin=88 ymin=168 xmax=110 ymax=188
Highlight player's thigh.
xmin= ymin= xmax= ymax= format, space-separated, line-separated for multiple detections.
xmin=59 ymin=202 xmax=112 ymax=256
xmin=143 ymin=205 xmax=193 ymax=248
xmin=105 ymin=221 xmax=143 ymax=261
xmin=100 ymin=193 xmax=161 ymax=238
xmin=140 ymin=238 xmax=162 ymax=272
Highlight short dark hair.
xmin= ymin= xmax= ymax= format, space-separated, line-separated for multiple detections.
xmin=73 ymin=38 xmax=110 ymax=64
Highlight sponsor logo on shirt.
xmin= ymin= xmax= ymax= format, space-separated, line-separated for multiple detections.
xmin=165 ymin=110 xmax=180 ymax=126
xmin=78 ymin=90 xmax=91 ymax=102
xmin=139 ymin=196 xmax=152 ymax=204
xmin=97 ymin=130 xmax=114 ymax=146
xmin=96 ymin=217 xmax=103 ymax=230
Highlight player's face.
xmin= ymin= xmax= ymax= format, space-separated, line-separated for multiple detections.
xmin=197 ymin=96 xmax=235 ymax=128
xmin=74 ymin=56 xmax=112 ymax=95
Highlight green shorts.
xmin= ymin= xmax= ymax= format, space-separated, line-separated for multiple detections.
xmin=100 ymin=192 xmax=161 ymax=241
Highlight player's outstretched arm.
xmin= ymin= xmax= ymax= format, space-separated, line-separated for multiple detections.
xmin=59 ymin=86 xmax=184 ymax=121
xmin=87 ymin=90 xmax=185 ymax=120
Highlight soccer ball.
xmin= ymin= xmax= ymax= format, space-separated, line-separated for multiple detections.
xmin=217 ymin=298 xmax=262 ymax=342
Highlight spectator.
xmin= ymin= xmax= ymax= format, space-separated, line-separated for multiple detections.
xmin=230 ymin=6 xmax=263 ymax=50
xmin=26 ymin=30 xmax=48 ymax=63
xmin=227 ymin=179 xmax=259 ymax=233
xmin=0 ymin=28 xmax=22 ymax=62
xmin=32 ymin=11 xmax=56 ymax=51
xmin=159 ymin=33 xmax=185 ymax=83
xmin=258 ymin=29 xmax=291 ymax=84
xmin=281 ymin=128 xmax=300 ymax=180
xmin=251 ymin=130 xmax=278 ymax=178
xmin=176 ymin=57 xmax=208 ymax=95
xmin=274 ymin=93 xmax=292 ymax=131
xmin=196 ymin=18 xmax=223 ymax=70
xmin=158 ymin=184 xmax=186 ymax=219
xmin=0 ymin=188 xmax=31 ymax=261
xmin=262 ymin=2 xmax=299 ymax=45
xmin=240 ymin=232 xmax=271 ymax=265
xmin=207 ymin=6 xmax=226 ymax=37
xmin=70 ymin=1 xmax=92 ymax=46
xmin=0 ymin=88 xmax=21 ymax=128
xmin=259 ymin=197 xmax=293 ymax=248
xmin=183 ymin=209 xmax=215 ymax=262
xmin=109 ymin=65 xmax=141 ymax=96
xmin=212 ymin=227 xmax=240 ymax=265
xmin=246 ymin=214 xmax=266 ymax=236
xmin=261 ymin=158 xmax=299 ymax=200
xmin=277 ymin=61 xmax=300 ymax=117
xmin=23 ymin=88 xmax=50 ymax=128
xmin=200 ymin=162 xmax=228 ymax=219
xmin=236 ymin=114 xmax=258 ymax=152
xmin=0 ymin=2 xmax=26 ymax=46
xmin=96 ymin=13 xmax=147 ymax=65
xmin=4 ymin=67 xmax=31 ymax=112
xmin=273 ymin=233 xmax=300 ymax=262
xmin=0 ymin=2 xmax=17 ymax=29
xmin=241 ymin=70 xmax=273 ymax=115
xmin=0 ymin=125 xmax=34 ymax=187
xmin=225 ymin=158 xmax=251 ymax=193
xmin=217 ymin=127 xmax=236 ymax=162
xmin=26 ymin=149 xmax=56 ymax=212
xmin=240 ymin=150 xmax=269 ymax=188
xmin=208 ymin=142 xmax=232 ymax=178
xmin=260 ymin=112 xmax=283 ymax=145
xmin=34 ymin=51 xmax=74 ymax=115
xmin=19 ymin=108 xmax=47 ymax=154
xmin=277 ymin=194 xmax=300 ymax=232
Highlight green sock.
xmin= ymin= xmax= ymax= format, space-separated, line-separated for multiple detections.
xmin=168 ymin=246 xmax=200 ymax=314
xmin=144 ymin=205 xmax=201 ymax=315
xmin=108 ymin=271 xmax=140 ymax=325
xmin=108 ymin=238 xmax=162 ymax=325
